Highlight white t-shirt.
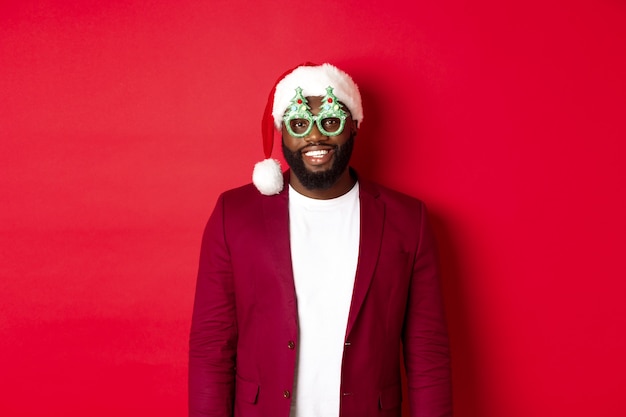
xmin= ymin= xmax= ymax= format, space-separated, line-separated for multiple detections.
xmin=288 ymin=183 xmax=360 ymax=417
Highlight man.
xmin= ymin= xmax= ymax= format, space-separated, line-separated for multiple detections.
xmin=189 ymin=63 xmax=452 ymax=417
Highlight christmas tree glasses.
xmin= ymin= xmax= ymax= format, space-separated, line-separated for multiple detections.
xmin=283 ymin=86 xmax=349 ymax=138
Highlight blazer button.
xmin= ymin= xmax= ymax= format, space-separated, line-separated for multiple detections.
xmin=283 ymin=390 xmax=291 ymax=398
xmin=287 ymin=340 xmax=295 ymax=350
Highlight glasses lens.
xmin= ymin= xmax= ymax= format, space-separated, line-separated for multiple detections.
xmin=321 ymin=117 xmax=342 ymax=133
xmin=289 ymin=119 xmax=310 ymax=135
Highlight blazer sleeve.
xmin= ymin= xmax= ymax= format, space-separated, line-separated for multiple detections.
xmin=402 ymin=203 xmax=452 ymax=417
xmin=189 ymin=194 xmax=237 ymax=417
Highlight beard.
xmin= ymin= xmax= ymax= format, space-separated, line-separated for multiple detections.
xmin=282 ymin=135 xmax=355 ymax=191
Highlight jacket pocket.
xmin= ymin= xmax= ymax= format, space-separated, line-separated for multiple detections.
xmin=378 ymin=384 xmax=402 ymax=410
xmin=236 ymin=374 xmax=259 ymax=404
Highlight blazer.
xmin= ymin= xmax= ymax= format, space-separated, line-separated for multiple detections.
xmin=189 ymin=171 xmax=452 ymax=417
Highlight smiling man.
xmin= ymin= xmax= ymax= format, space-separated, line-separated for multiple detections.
xmin=189 ymin=63 xmax=452 ymax=417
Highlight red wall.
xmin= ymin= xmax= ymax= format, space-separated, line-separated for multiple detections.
xmin=2 ymin=1 xmax=625 ymax=416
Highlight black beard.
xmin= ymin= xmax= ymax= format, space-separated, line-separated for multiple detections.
xmin=282 ymin=135 xmax=355 ymax=191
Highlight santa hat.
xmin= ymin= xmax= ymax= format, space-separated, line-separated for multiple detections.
xmin=252 ymin=63 xmax=363 ymax=195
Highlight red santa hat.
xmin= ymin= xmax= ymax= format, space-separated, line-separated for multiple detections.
xmin=253 ymin=63 xmax=363 ymax=195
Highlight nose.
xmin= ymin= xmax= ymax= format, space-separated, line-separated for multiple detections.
xmin=305 ymin=123 xmax=328 ymax=144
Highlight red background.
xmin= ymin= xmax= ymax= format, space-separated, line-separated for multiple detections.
xmin=2 ymin=1 xmax=625 ymax=416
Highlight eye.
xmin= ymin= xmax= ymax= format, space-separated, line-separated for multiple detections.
xmin=322 ymin=117 xmax=341 ymax=132
xmin=289 ymin=119 xmax=310 ymax=133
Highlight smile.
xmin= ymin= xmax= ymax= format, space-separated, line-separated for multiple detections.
xmin=303 ymin=149 xmax=329 ymax=157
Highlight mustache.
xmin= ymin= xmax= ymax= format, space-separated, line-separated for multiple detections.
xmin=299 ymin=143 xmax=338 ymax=152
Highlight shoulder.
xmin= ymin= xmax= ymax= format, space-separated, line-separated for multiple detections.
xmin=358 ymin=177 xmax=426 ymax=214
xmin=357 ymin=176 xmax=434 ymax=253
xmin=219 ymin=171 xmax=289 ymax=206
xmin=220 ymin=181 xmax=263 ymax=204
xmin=211 ymin=179 xmax=288 ymax=224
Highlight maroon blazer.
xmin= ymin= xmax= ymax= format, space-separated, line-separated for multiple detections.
xmin=189 ymin=171 xmax=452 ymax=417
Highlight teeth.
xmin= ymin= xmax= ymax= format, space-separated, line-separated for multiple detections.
xmin=304 ymin=150 xmax=329 ymax=157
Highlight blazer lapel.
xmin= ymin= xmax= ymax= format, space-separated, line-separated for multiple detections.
xmin=261 ymin=175 xmax=298 ymax=330
xmin=346 ymin=180 xmax=385 ymax=338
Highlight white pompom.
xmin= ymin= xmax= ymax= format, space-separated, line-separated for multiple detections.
xmin=252 ymin=158 xmax=283 ymax=195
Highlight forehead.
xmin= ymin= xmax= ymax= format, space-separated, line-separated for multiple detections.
xmin=306 ymin=96 xmax=324 ymax=109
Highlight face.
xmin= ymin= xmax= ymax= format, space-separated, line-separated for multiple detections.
xmin=281 ymin=96 xmax=357 ymax=193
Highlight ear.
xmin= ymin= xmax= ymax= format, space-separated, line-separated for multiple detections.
xmin=351 ymin=120 xmax=359 ymax=136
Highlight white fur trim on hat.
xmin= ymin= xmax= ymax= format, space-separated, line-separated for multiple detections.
xmin=272 ymin=63 xmax=363 ymax=129
xmin=252 ymin=158 xmax=283 ymax=195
